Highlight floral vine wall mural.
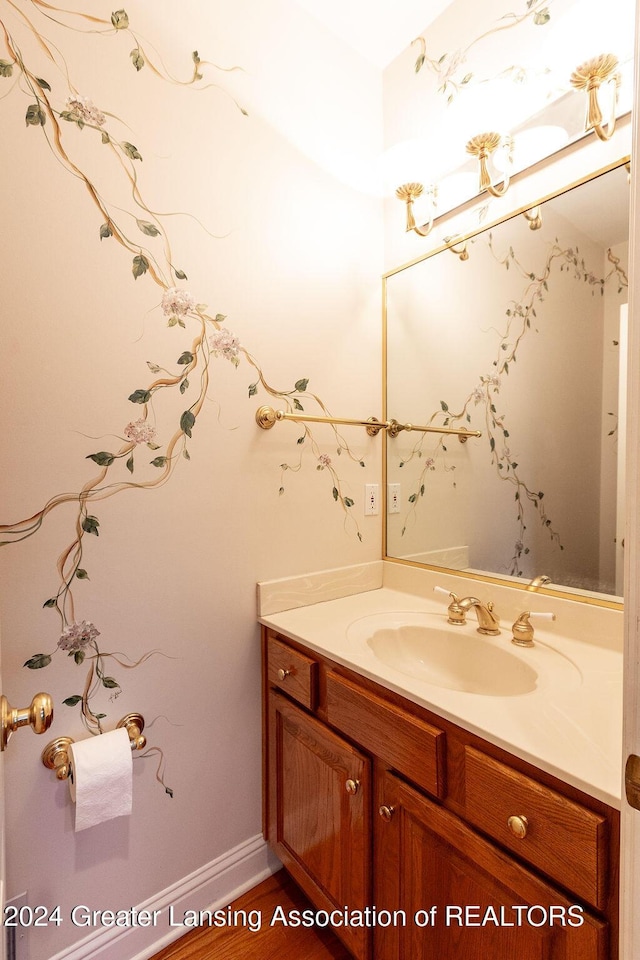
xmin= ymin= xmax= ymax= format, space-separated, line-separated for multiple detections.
xmin=385 ymin=165 xmax=628 ymax=595
xmin=0 ymin=2 xmax=367 ymax=789
xmin=412 ymin=0 xmax=553 ymax=103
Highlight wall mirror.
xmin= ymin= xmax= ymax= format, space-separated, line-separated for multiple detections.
xmin=384 ymin=158 xmax=629 ymax=604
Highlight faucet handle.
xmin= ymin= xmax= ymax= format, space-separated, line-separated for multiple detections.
xmin=433 ymin=587 xmax=466 ymax=625
xmin=511 ymin=611 xmax=556 ymax=647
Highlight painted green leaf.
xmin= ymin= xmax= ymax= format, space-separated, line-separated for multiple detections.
xmin=25 ymin=103 xmax=46 ymax=126
xmin=75 ymin=569 xmax=89 ymax=580
xmin=130 ymin=47 xmax=145 ymax=71
xmin=101 ymin=131 xmax=110 ymax=144
xmin=86 ymin=451 xmax=115 ymax=466
xmin=102 ymin=676 xmax=120 ymax=689
xmin=0 ymin=60 xmax=14 ymax=78
xmin=123 ymin=141 xmax=143 ymax=161
xmin=414 ymin=53 xmax=425 ymax=73
xmin=36 ymin=77 xmax=51 ymax=91
xmin=100 ymin=222 xmax=112 ymax=240
xmin=147 ymin=362 xmax=160 ymax=373
xmin=63 ymin=695 xmax=83 ymax=707
xmin=180 ymin=410 xmax=195 ymax=437
xmin=490 ymin=438 xmax=495 ymax=452
xmin=150 ymin=456 xmax=168 ymax=467
xmin=440 ymin=400 xmax=449 ymax=412
xmin=137 ymin=219 xmax=160 ymax=237
xmin=533 ymin=9 xmax=551 ymax=25
xmin=128 ymin=388 xmax=151 ymax=403
xmin=165 ymin=786 xmax=174 ymax=798
xmin=74 ymin=650 xmax=85 ymax=665
xmin=180 ymin=379 xmax=189 ymax=394
xmin=175 ymin=269 xmax=187 ymax=280
xmin=111 ymin=9 xmax=129 ymax=29
xmin=82 ymin=515 xmax=100 ymax=536
xmin=293 ymin=398 xmax=303 ymax=411
xmin=132 ymin=254 xmax=149 ymax=279
xmin=43 ymin=597 xmax=57 ymax=608
xmin=126 ymin=455 xmax=134 ymax=474
xmin=408 ymin=493 xmax=417 ymax=503
xmin=296 ymin=436 xmax=305 ymax=445
xmin=248 ymin=382 xmax=258 ymax=398
xmin=344 ymin=498 xmax=354 ymax=508
xmin=183 ymin=449 xmax=190 ymax=461
xmin=177 ymin=351 xmax=194 ymax=365
xmin=332 ymin=487 xmax=339 ymax=501
xmin=24 ymin=654 xmax=52 ymax=670
xmin=295 ymin=378 xmax=309 ymax=392
xmin=215 ymin=313 xmax=226 ymax=322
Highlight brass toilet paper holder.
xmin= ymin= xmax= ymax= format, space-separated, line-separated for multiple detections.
xmin=41 ymin=713 xmax=146 ymax=781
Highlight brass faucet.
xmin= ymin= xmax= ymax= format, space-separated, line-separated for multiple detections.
xmin=445 ymin=594 xmax=500 ymax=635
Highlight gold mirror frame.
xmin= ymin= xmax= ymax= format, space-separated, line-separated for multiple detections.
xmin=382 ymin=156 xmax=630 ymax=611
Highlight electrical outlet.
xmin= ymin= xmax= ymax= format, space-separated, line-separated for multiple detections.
xmin=388 ymin=483 xmax=401 ymax=514
xmin=364 ymin=484 xmax=379 ymax=516
xmin=6 ymin=892 xmax=29 ymax=960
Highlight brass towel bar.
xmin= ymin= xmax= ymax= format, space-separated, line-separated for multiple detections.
xmin=255 ymin=406 xmax=481 ymax=442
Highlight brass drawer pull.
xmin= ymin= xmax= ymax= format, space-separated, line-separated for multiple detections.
xmin=346 ymin=778 xmax=360 ymax=795
xmin=379 ymin=804 xmax=395 ymax=822
xmin=507 ymin=814 xmax=529 ymax=839
xmin=276 ymin=668 xmax=291 ymax=681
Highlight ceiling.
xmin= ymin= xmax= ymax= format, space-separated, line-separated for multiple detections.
xmin=292 ymin=0 xmax=455 ymax=68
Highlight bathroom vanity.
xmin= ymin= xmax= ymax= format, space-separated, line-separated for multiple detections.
xmin=260 ymin=572 xmax=621 ymax=960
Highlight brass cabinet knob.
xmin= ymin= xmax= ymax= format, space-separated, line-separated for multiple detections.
xmin=1 ymin=692 xmax=53 ymax=751
xmin=379 ymin=804 xmax=395 ymax=822
xmin=345 ymin=778 xmax=360 ymax=795
xmin=507 ymin=814 xmax=529 ymax=839
xmin=276 ymin=668 xmax=291 ymax=681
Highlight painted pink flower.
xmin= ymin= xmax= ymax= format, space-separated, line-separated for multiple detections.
xmin=209 ymin=328 xmax=241 ymax=363
xmin=65 ymin=96 xmax=106 ymax=126
xmin=317 ymin=453 xmax=332 ymax=468
xmin=161 ymin=287 xmax=196 ymax=318
xmin=124 ymin=418 xmax=157 ymax=445
xmin=58 ymin=620 xmax=100 ymax=652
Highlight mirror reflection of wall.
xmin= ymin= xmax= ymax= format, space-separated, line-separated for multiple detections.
xmin=385 ymin=161 xmax=629 ymax=600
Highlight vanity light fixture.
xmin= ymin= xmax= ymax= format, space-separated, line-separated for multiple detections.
xmin=395 ymin=182 xmax=438 ymax=236
xmin=465 ymin=132 xmax=513 ymax=198
xmin=570 ymin=53 xmax=620 ymax=141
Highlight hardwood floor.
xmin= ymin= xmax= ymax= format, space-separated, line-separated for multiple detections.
xmin=150 ymin=871 xmax=353 ymax=960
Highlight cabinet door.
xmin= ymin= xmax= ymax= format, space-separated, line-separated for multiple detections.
xmin=374 ymin=771 xmax=609 ymax=960
xmin=268 ymin=692 xmax=371 ymax=959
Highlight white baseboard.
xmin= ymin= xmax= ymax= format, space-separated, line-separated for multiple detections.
xmin=48 ymin=835 xmax=281 ymax=960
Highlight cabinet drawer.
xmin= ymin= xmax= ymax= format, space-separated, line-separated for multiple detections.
xmin=267 ymin=635 xmax=318 ymax=710
xmin=464 ymin=747 xmax=608 ymax=909
xmin=326 ymin=671 xmax=445 ymax=799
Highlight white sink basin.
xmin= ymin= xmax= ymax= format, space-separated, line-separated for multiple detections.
xmin=347 ymin=612 xmax=581 ymax=697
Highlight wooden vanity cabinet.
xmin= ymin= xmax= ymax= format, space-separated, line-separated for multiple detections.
xmin=262 ymin=627 xmax=619 ymax=960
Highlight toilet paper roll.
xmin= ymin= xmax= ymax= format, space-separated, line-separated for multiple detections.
xmin=69 ymin=727 xmax=133 ymax=832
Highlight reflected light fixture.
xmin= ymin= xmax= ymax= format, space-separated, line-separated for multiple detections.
xmin=570 ymin=53 xmax=620 ymax=141
xmin=465 ymin=132 xmax=513 ymax=197
xmin=395 ymin=182 xmax=438 ymax=236
xmin=523 ymin=205 xmax=543 ymax=230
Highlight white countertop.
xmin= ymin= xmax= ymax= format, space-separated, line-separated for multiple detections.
xmin=260 ymin=583 xmax=623 ymax=808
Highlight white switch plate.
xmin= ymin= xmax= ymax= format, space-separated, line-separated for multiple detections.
xmin=364 ymin=484 xmax=379 ymax=516
xmin=388 ymin=483 xmax=401 ymax=514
